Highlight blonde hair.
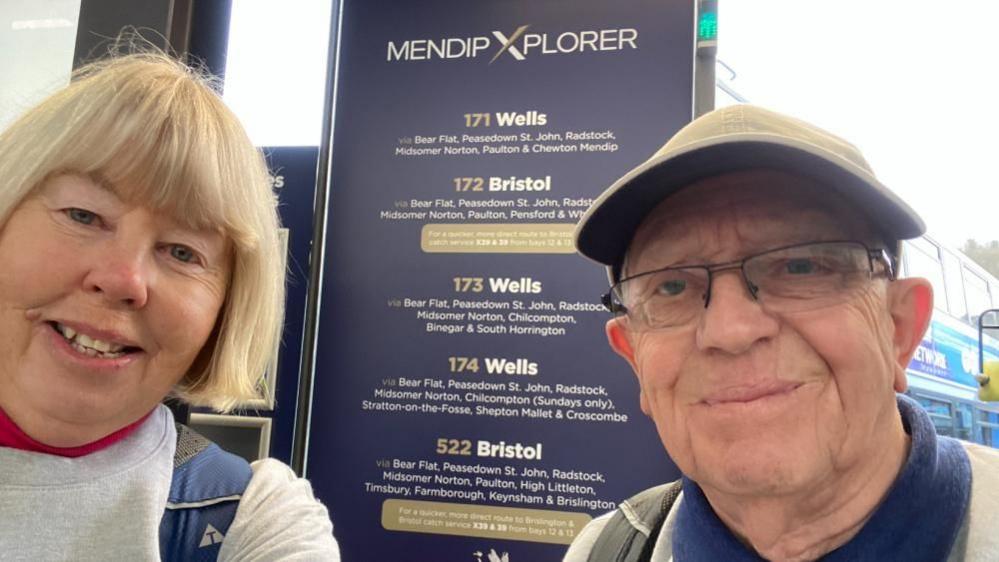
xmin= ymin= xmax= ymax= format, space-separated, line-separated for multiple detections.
xmin=0 ymin=50 xmax=284 ymax=412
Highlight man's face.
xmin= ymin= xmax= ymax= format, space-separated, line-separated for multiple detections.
xmin=608 ymin=169 xmax=927 ymax=497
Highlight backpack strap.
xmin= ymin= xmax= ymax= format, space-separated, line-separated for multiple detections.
xmin=159 ymin=423 xmax=253 ymax=562
xmin=586 ymin=480 xmax=682 ymax=562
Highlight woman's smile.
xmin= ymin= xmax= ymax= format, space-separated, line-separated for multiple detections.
xmin=46 ymin=319 xmax=144 ymax=368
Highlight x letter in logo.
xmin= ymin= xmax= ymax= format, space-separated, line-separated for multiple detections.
xmin=490 ymin=25 xmax=531 ymax=63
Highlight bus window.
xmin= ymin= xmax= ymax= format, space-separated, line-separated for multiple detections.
xmin=914 ymin=395 xmax=955 ymax=437
xmin=977 ymin=409 xmax=999 ymax=447
xmin=941 ymin=251 xmax=968 ymax=321
xmin=955 ymin=402 xmax=974 ymax=442
xmin=964 ymin=267 xmax=991 ymax=324
xmin=903 ymin=241 xmax=948 ymax=312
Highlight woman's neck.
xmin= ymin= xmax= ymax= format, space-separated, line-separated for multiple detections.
xmin=0 ymin=406 xmax=153 ymax=458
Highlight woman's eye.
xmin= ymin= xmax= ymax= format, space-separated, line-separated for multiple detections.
xmin=169 ymin=245 xmax=198 ymax=264
xmin=656 ymin=279 xmax=687 ymax=296
xmin=66 ymin=208 xmax=99 ymax=225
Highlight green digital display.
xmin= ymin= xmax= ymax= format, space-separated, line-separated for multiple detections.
xmin=698 ymin=11 xmax=717 ymax=41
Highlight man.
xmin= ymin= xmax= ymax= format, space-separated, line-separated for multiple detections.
xmin=563 ymin=105 xmax=999 ymax=561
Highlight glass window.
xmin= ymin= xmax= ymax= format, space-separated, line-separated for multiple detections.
xmin=715 ymin=60 xmax=748 ymax=106
xmin=903 ymin=241 xmax=947 ymax=312
xmin=955 ymin=402 xmax=974 ymax=442
xmin=940 ymin=251 xmax=968 ymax=321
xmin=0 ymin=0 xmax=80 ymax=131
xmin=714 ymin=1 xmax=999 ymax=261
xmin=977 ymin=409 xmax=999 ymax=448
xmin=914 ymin=395 xmax=954 ymax=437
xmin=223 ymin=0 xmax=334 ymax=146
xmin=965 ymin=267 xmax=991 ymax=323
xmin=715 ymin=84 xmax=744 ymax=107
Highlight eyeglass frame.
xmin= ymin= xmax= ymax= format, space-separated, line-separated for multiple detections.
xmin=601 ymin=240 xmax=896 ymax=318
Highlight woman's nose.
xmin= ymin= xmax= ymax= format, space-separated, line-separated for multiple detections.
xmin=82 ymin=243 xmax=151 ymax=308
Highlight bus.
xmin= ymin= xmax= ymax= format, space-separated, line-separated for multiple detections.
xmin=899 ymin=235 xmax=999 ymax=447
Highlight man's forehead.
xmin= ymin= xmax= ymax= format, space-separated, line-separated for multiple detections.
xmin=626 ymin=169 xmax=872 ymax=265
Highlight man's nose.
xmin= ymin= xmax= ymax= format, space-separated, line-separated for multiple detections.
xmin=82 ymin=241 xmax=151 ymax=309
xmin=695 ymin=269 xmax=778 ymax=354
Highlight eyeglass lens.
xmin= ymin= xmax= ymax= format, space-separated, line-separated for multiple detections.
xmin=613 ymin=242 xmax=878 ymax=328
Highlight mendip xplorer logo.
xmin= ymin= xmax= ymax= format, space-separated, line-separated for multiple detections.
xmin=386 ymin=24 xmax=638 ymax=63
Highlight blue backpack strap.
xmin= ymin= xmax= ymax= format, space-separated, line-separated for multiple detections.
xmin=160 ymin=423 xmax=253 ymax=562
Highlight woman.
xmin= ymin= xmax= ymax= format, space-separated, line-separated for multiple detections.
xmin=0 ymin=51 xmax=339 ymax=560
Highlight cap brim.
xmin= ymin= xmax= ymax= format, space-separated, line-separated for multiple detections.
xmin=574 ymin=134 xmax=925 ymax=271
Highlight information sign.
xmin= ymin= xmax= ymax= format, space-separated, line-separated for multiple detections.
xmin=307 ymin=2 xmax=696 ymax=560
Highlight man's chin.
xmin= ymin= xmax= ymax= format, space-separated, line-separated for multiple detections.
xmin=692 ymin=446 xmax=820 ymax=498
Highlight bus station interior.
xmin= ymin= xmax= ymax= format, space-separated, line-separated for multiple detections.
xmin=4 ymin=3 xmax=999 ymax=558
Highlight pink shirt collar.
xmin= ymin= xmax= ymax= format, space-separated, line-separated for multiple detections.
xmin=0 ymin=407 xmax=153 ymax=458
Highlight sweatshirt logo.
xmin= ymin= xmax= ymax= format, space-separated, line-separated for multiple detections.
xmin=199 ymin=524 xmax=225 ymax=547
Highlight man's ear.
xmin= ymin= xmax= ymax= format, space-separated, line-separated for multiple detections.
xmin=887 ymin=278 xmax=933 ymax=392
xmin=606 ymin=317 xmax=637 ymax=368
xmin=606 ymin=317 xmax=651 ymax=415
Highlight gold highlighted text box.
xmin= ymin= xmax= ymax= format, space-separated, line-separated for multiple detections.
xmin=421 ymin=223 xmax=577 ymax=254
xmin=382 ymin=499 xmax=591 ymax=545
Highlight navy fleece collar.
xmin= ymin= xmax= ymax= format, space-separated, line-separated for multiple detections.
xmin=672 ymin=395 xmax=972 ymax=561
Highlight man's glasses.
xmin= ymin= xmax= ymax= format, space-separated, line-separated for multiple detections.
xmin=603 ymin=241 xmax=894 ymax=330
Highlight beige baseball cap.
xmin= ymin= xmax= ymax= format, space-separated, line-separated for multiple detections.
xmin=574 ymin=104 xmax=925 ymax=280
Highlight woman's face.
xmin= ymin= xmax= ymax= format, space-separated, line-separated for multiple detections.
xmin=0 ymin=174 xmax=230 ymax=446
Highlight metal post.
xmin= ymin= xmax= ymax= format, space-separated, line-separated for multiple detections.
xmin=291 ymin=0 xmax=343 ymax=477
xmin=694 ymin=0 xmax=718 ymax=117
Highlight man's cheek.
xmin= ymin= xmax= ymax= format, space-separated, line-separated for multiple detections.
xmin=790 ymin=314 xmax=866 ymax=371
xmin=809 ymin=336 xmax=893 ymax=411
xmin=635 ymin=355 xmax=677 ymax=395
xmin=638 ymin=385 xmax=652 ymax=417
xmin=634 ymin=363 xmax=660 ymax=417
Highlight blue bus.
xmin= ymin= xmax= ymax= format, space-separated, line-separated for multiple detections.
xmin=899 ymin=236 xmax=999 ymax=447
